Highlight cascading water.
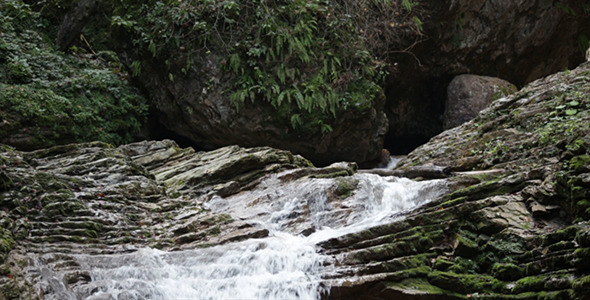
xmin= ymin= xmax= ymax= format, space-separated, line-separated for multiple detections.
xmin=32 ymin=172 xmax=446 ymax=300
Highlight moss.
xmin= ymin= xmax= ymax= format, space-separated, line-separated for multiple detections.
xmin=333 ymin=177 xmax=359 ymax=199
xmin=447 ymin=257 xmax=479 ymax=274
xmin=439 ymin=196 xmax=469 ymax=209
xmin=427 ymin=271 xmax=504 ymax=294
xmin=491 ymin=262 xmax=523 ymax=281
xmin=538 ymin=290 xmax=575 ymax=300
xmin=311 ymin=170 xmax=351 ymax=179
xmin=546 ymin=240 xmax=575 ymax=252
xmin=207 ymin=226 xmax=222 ymax=236
xmin=349 ymin=234 xmax=433 ymax=263
xmin=454 ymin=231 xmax=479 ymax=258
xmin=542 ymin=226 xmax=578 ymax=246
xmin=573 ymin=275 xmax=590 ymax=297
xmin=569 ymin=155 xmax=590 ymax=173
xmin=512 ymin=275 xmax=546 ymax=293
xmin=380 ymin=253 xmax=434 ymax=272
xmin=385 ymin=278 xmax=465 ymax=298
xmin=433 ymin=257 xmax=455 ymax=271
xmin=576 ymin=228 xmax=590 ymax=247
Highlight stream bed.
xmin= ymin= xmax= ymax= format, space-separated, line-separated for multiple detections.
xmin=31 ymin=172 xmax=447 ymax=300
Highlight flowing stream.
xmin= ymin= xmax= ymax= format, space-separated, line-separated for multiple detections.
xmin=33 ymin=172 xmax=446 ymax=300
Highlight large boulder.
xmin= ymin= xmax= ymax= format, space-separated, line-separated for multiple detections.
xmin=443 ymin=75 xmax=515 ymax=130
xmin=122 ymin=52 xmax=388 ymax=167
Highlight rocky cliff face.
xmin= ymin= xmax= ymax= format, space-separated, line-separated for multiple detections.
xmin=384 ymin=0 xmax=590 ymax=153
xmin=122 ymin=51 xmax=388 ymax=167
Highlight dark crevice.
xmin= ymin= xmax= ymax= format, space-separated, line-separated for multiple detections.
xmin=383 ymin=75 xmax=451 ymax=155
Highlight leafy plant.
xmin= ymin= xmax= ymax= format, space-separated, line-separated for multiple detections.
xmin=107 ymin=0 xmax=426 ymax=134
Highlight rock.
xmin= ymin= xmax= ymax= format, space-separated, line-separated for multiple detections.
xmin=491 ymin=262 xmax=523 ymax=281
xmin=126 ymin=54 xmax=388 ymax=165
xmin=529 ymin=201 xmax=548 ymax=218
xmin=358 ymin=165 xmax=451 ymax=179
xmin=443 ymin=74 xmax=516 ymax=130
xmin=56 ymin=0 xmax=102 ymax=51
xmin=398 ymin=62 xmax=590 ymax=173
xmin=384 ymin=0 xmax=589 ymax=152
xmin=425 ymin=0 xmax=588 ymax=85
xmin=2 ymin=140 xmax=406 ymax=297
xmin=473 ymin=197 xmax=533 ymax=233
xmin=320 ymin=62 xmax=590 ymax=298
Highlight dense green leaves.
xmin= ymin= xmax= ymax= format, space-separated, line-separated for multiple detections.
xmin=0 ymin=1 xmax=148 ymax=147
xmin=110 ymin=0 xmax=423 ymax=133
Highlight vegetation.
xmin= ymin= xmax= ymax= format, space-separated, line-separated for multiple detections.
xmin=104 ymin=0 xmax=425 ymax=133
xmin=0 ymin=1 xmax=148 ymax=148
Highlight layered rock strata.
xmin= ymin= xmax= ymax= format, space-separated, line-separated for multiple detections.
xmin=323 ymin=62 xmax=590 ymax=298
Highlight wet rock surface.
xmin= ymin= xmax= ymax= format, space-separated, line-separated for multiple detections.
xmin=0 ymin=140 xmax=328 ymax=298
xmin=323 ymin=63 xmax=590 ymax=298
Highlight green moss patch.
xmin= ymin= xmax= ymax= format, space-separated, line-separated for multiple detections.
xmin=386 ymin=278 xmax=464 ymax=298
xmin=427 ymin=271 xmax=504 ymax=294
xmin=0 ymin=1 xmax=147 ymax=149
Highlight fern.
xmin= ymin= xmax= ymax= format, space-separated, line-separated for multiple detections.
xmin=413 ymin=16 xmax=423 ymax=33
xmin=402 ymin=0 xmax=414 ymax=12
xmin=229 ymin=54 xmax=241 ymax=73
xmin=290 ymin=114 xmax=302 ymax=129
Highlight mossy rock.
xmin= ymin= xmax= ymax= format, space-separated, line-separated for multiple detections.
xmin=454 ymin=231 xmax=479 ymax=258
xmin=574 ymin=248 xmax=590 ymax=270
xmin=491 ymin=262 xmax=523 ymax=281
xmin=433 ymin=257 xmax=455 ymax=271
xmin=427 ymin=271 xmax=504 ymax=294
xmin=333 ymin=177 xmax=359 ymax=199
xmin=512 ymin=275 xmax=547 ymax=293
xmin=447 ymin=257 xmax=479 ymax=274
xmin=576 ymin=227 xmax=590 ymax=247
xmin=542 ymin=226 xmax=578 ymax=246
xmin=385 ymin=278 xmax=464 ymax=299
xmin=572 ymin=275 xmax=590 ymax=298
xmin=569 ymin=155 xmax=590 ymax=174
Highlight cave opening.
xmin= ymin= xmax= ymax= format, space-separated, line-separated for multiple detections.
xmin=382 ymin=75 xmax=453 ymax=155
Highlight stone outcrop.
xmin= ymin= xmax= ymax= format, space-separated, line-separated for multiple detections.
xmin=321 ymin=62 xmax=590 ymax=298
xmin=0 ymin=139 xmax=363 ymax=298
xmin=121 ymin=51 xmax=388 ymax=166
xmin=443 ymin=75 xmax=515 ymax=130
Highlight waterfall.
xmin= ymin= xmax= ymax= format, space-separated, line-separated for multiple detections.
xmin=33 ymin=173 xmax=446 ymax=300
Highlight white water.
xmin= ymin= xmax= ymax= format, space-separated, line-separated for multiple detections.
xmin=38 ymin=173 xmax=446 ymax=300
